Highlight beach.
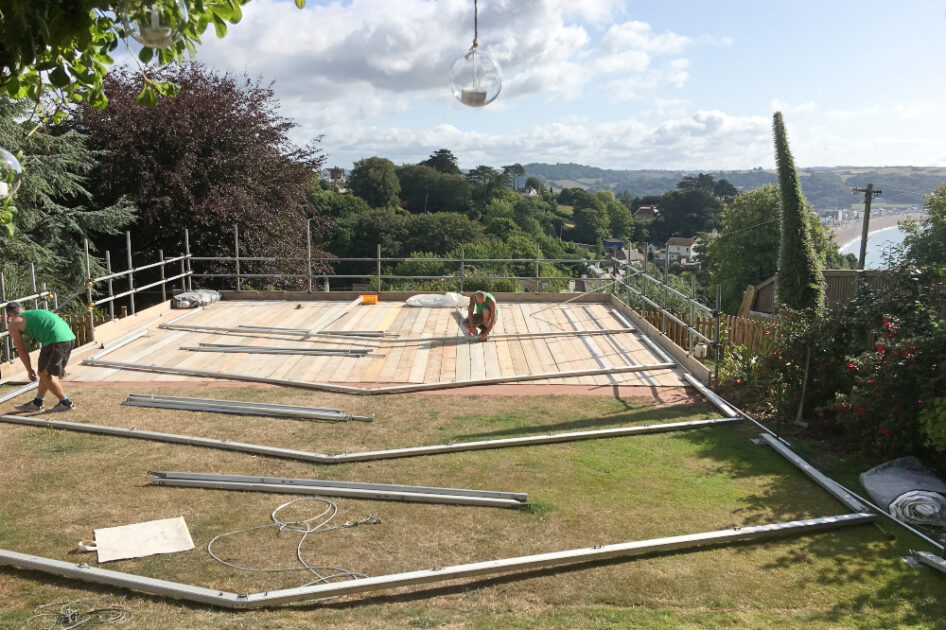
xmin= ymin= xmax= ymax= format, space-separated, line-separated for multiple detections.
xmin=830 ymin=211 xmax=927 ymax=246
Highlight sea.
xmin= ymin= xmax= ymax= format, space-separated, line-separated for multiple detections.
xmin=840 ymin=225 xmax=908 ymax=269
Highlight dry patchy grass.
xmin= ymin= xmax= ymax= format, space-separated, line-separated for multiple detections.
xmin=0 ymin=385 xmax=943 ymax=629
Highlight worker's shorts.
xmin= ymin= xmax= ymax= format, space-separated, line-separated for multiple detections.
xmin=463 ymin=310 xmax=492 ymax=333
xmin=38 ymin=340 xmax=74 ymax=377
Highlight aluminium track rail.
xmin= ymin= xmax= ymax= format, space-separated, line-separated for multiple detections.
xmin=0 ymin=513 xmax=876 ymax=609
xmin=0 ymin=414 xmax=739 ymax=463
xmin=149 ymin=471 xmax=528 ymax=508
xmin=122 ymin=394 xmax=374 ymax=422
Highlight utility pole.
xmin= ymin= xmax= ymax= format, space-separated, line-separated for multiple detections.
xmin=852 ymin=184 xmax=882 ymax=269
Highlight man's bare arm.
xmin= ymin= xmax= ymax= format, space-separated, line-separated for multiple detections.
xmin=9 ymin=322 xmax=36 ymax=381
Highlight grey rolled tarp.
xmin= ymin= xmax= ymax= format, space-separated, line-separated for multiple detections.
xmin=860 ymin=457 xmax=946 ymax=526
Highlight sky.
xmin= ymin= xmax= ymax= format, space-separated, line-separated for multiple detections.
xmin=159 ymin=0 xmax=946 ymax=171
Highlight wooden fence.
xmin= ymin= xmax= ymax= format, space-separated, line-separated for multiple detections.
xmin=639 ymin=310 xmax=776 ymax=356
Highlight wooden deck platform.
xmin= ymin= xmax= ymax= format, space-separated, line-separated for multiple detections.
xmin=65 ymin=300 xmax=687 ymax=388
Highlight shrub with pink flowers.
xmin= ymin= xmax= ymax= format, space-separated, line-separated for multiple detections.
xmin=725 ymin=267 xmax=946 ymax=467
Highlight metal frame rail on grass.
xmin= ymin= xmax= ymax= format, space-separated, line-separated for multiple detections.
xmin=0 ymin=513 xmax=875 ymax=609
xmin=149 ymin=471 xmax=528 ymax=509
xmin=122 ymin=394 xmax=374 ymax=422
xmin=80 ymin=358 xmax=676 ymax=395
xmin=0 ymin=414 xmax=738 ymax=463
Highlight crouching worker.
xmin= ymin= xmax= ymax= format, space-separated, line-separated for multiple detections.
xmin=463 ymin=290 xmax=498 ymax=342
xmin=4 ymin=301 xmax=76 ymax=412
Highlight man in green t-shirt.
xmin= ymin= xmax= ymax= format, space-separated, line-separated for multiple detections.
xmin=4 ymin=301 xmax=77 ymax=412
xmin=463 ymin=290 xmax=498 ymax=342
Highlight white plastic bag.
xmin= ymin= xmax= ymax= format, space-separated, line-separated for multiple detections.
xmin=405 ymin=292 xmax=466 ymax=308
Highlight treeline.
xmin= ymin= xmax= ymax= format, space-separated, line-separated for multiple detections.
xmin=525 ymin=163 xmax=945 ymax=208
xmin=312 ymin=151 xmax=594 ymax=291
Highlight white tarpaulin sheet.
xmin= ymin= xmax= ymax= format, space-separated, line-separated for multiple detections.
xmin=93 ymin=516 xmax=195 ymax=563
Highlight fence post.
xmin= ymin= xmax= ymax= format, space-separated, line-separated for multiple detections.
xmin=125 ymin=231 xmax=135 ymax=315
xmin=84 ymin=238 xmax=95 ymax=342
xmin=306 ymin=219 xmax=313 ymax=293
xmin=105 ymin=250 xmax=116 ymax=321
xmin=0 ymin=271 xmax=8 ymax=363
xmin=184 ymin=229 xmax=192 ymax=291
xmin=376 ymin=243 xmax=382 ymax=292
xmin=714 ymin=284 xmax=721 ymax=392
xmin=459 ymin=246 xmax=465 ymax=293
xmin=159 ymin=249 xmax=167 ymax=304
xmin=29 ymin=263 xmax=38 ymax=309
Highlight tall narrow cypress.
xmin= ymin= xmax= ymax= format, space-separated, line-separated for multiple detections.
xmin=773 ymin=112 xmax=823 ymax=310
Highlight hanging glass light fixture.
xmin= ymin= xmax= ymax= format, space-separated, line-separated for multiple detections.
xmin=0 ymin=147 xmax=22 ymax=201
xmin=449 ymin=0 xmax=502 ymax=108
xmin=119 ymin=0 xmax=190 ymax=49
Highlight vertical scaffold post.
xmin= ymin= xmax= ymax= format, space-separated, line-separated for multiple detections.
xmin=0 ymin=271 xmax=8 ymax=363
xmin=306 ymin=219 xmax=313 ymax=293
xmin=125 ymin=231 xmax=135 ymax=315
xmin=234 ymin=224 xmax=241 ymax=292
xmin=105 ymin=251 xmax=115 ymax=321
xmin=184 ymin=229 xmax=193 ymax=291
xmin=689 ymin=274 xmax=696 ymax=352
xmin=662 ymin=244 xmax=669 ymax=336
xmin=641 ymin=243 xmax=648 ymax=316
xmin=534 ymin=245 xmax=540 ymax=293
xmin=84 ymin=238 xmax=95 ymax=341
xmin=714 ymin=284 xmax=722 ymax=392
xmin=158 ymin=250 xmax=167 ymax=304
xmin=459 ymin=246 xmax=465 ymax=293
xmin=41 ymin=283 xmax=48 ymax=310
xmin=29 ymin=263 xmax=37 ymax=309
xmin=376 ymin=243 xmax=382 ymax=292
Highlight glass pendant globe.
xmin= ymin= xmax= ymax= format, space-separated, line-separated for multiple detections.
xmin=0 ymin=147 xmax=23 ymax=201
xmin=449 ymin=49 xmax=502 ymax=108
xmin=119 ymin=0 xmax=190 ymax=49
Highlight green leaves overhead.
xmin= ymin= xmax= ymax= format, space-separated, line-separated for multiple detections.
xmin=0 ymin=1 xmax=303 ymax=115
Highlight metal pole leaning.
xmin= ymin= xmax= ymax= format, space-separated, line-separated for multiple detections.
xmin=125 ymin=231 xmax=135 ymax=315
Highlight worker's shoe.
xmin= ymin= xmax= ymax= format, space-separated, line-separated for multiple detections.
xmin=13 ymin=400 xmax=43 ymax=412
xmin=46 ymin=400 xmax=75 ymax=413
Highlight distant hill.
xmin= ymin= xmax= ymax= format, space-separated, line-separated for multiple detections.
xmin=523 ymin=163 xmax=946 ymax=209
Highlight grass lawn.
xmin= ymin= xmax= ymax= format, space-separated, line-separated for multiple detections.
xmin=0 ymin=386 xmax=943 ymax=629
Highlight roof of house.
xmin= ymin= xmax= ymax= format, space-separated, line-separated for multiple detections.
xmin=633 ymin=205 xmax=658 ymax=220
xmin=667 ymin=237 xmax=697 ymax=246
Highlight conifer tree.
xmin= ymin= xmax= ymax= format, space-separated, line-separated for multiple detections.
xmin=0 ymin=97 xmax=136 ymax=294
xmin=773 ymin=112 xmax=823 ymax=310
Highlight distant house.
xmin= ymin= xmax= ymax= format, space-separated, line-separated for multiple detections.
xmin=634 ymin=205 xmax=658 ymax=221
xmin=667 ymin=237 xmax=698 ymax=262
xmin=521 ymin=186 xmax=540 ymax=198
xmin=602 ymin=237 xmax=625 ymax=260
xmin=323 ymin=166 xmax=347 ymax=190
